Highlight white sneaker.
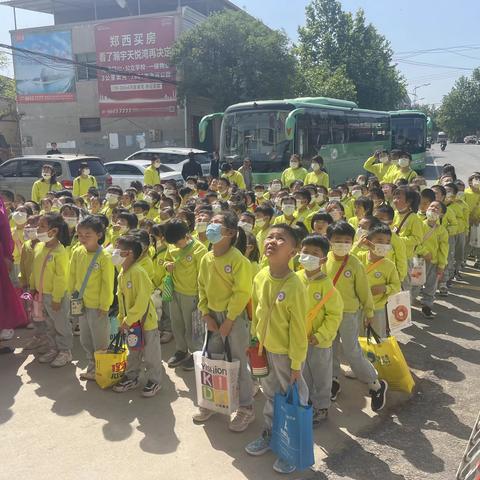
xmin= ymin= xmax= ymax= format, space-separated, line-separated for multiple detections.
xmin=229 ymin=406 xmax=255 ymax=432
xmin=192 ymin=407 xmax=216 ymax=423
xmin=0 ymin=329 xmax=14 ymax=340
xmin=50 ymin=350 xmax=72 ymax=368
xmin=38 ymin=349 xmax=58 ymax=364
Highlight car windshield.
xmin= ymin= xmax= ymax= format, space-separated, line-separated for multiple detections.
xmin=391 ymin=117 xmax=426 ymax=154
xmin=68 ymin=158 xmax=106 ymax=176
xmin=130 ymin=152 xmax=209 ymax=165
xmin=222 ymin=109 xmax=293 ymax=172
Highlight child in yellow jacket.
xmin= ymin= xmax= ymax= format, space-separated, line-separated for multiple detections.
xmin=30 ymin=213 xmax=72 ymax=367
xmin=325 ymin=221 xmax=388 ymax=413
xmin=194 ymin=212 xmax=254 ymax=432
xmin=112 ymin=234 xmax=162 ymax=397
xmin=297 ymin=235 xmax=343 ymax=424
xmin=245 ymin=224 xmax=308 ymax=475
xmin=354 ymin=224 xmax=401 ymax=337
xmin=69 ymin=216 xmax=114 ymax=381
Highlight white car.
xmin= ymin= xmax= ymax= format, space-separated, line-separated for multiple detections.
xmin=125 ymin=147 xmax=211 ymax=176
xmin=104 ymin=160 xmax=183 ymax=191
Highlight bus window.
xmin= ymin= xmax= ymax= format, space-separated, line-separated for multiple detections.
xmin=330 ymin=112 xmax=346 ymax=144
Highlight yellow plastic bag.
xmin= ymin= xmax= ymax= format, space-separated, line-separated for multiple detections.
xmin=359 ymin=328 xmax=415 ymax=393
xmin=94 ymin=333 xmax=127 ymax=389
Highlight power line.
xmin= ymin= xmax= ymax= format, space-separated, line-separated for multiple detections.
xmin=397 ymin=59 xmax=476 ymax=71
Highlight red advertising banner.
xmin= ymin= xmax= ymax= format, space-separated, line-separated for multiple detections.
xmin=95 ymin=16 xmax=177 ymax=118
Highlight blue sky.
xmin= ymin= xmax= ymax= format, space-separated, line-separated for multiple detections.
xmin=1 ymin=0 xmax=479 ymax=105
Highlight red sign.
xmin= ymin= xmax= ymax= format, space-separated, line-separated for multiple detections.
xmin=95 ymin=17 xmax=177 ymax=118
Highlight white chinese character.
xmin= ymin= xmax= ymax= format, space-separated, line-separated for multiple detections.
xmin=134 ymin=33 xmax=144 ymax=46
xmin=110 ymin=35 xmax=120 ymax=47
xmin=146 ymin=32 xmax=156 ymax=45
xmin=99 ymin=52 xmax=106 ymax=63
xmin=127 ymin=50 xmax=135 ymax=60
xmin=113 ymin=52 xmax=121 ymax=62
xmin=121 ymin=34 xmax=132 ymax=47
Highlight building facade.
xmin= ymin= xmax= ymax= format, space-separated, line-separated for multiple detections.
xmin=5 ymin=0 xmax=239 ymax=160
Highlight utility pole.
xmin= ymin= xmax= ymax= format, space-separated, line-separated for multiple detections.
xmin=409 ymin=83 xmax=431 ymax=106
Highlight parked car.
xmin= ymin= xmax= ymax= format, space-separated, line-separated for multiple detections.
xmin=0 ymin=155 xmax=111 ymax=200
xmin=464 ymin=135 xmax=478 ymax=144
xmin=125 ymin=147 xmax=211 ymax=176
xmin=104 ymin=160 xmax=183 ymax=191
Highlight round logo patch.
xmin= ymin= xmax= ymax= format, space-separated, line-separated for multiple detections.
xmin=314 ymin=292 xmax=322 ymax=301
xmin=224 ymin=265 xmax=232 ymax=273
xmin=93 ymin=262 xmax=100 ymax=270
xmin=277 ymin=292 xmax=286 ymax=302
xmin=127 ymin=281 xmax=132 ymax=289
xmin=374 ymin=271 xmax=382 ymax=279
xmin=186 ymin=255 xmax=193 ymax=262
xmin=344 ymin=270 xmax=352 ymax=278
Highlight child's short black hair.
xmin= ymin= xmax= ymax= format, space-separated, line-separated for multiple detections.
xmin=0 ymin=190 xmax=14 ymax=202
xmin=295 ymin=188 xmax=312 ymax=204
xmin=444 ymin=182 xmax=459 ymax=194
xmin=374 ymin=204 xmax=395 ymax=221
xmin=326 ymin=220 xmax=355 ymax=240
xmin=118 ymin=212 xmax=138 ymax=229
xmin=77 ymin=215 xmax=106 ymax=244
xmin=107 ymin=185 xmax=123 ymax=196
xmin=367 ymin=223 xmax=392 ymax=240
xmin=130 ymin=228 xmax=150 ymax=250
xmin=133 ymin=200 xmax=150 ymax=212
xmin=310 ymin=212 xmax=333 ymax=231
xmin=164 ymin=219 xmax=189 ymax=244
xmin=362 ymin=215 xmax=382 ymax=230
xmin=301 ymin=234 xmax=330 ymax=255
xmin=369 ymin=187 xmax=385 ymax=201
xmin=293 ymin=222 xmax=309 ymax=243
xmin=117 ymin=235 xmax=143 ymax=260
xmin=394 ymin=186 xmax=421 ymax=212
xmin=420 ymin=188 xmax=436 ymax=203
xmin=268 ymin=223 xmax=300 ymax=248
xmin=354 ymin=196 xmax=373 ymax=215
xmin=255 ymin=204 xmax=275 ymax=219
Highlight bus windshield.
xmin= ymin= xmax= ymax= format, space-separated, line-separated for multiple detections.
xmin=391 ymin=116 xmax=426 ymax=154
xmin=222 ymin=110 xmax=293 ymax=171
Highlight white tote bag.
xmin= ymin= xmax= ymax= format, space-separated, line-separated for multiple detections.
xmin=387 ymin=291 xmax=412 ymax=333
xmin=410 ymin=256 xmax=426 ymax=286
xmin=194 ymin=334 xmax=240 ymax=415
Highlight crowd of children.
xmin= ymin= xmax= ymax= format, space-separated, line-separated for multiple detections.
xmin=1 ymin=148 xmax=480 ymax=474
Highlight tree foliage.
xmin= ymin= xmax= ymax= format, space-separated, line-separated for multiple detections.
xmin=171 ymin=11 xmax=296 ymax=111
xmin=437 ymin=69 xmax=480 ymax=140
xmin=297 ymin=0 xmax=407 ymax=109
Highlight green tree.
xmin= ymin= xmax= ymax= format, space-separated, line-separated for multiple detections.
xmin=171 ymin=11 xmax=296 ymax=111
xmin=0 ymin=53 xmax=15 ymax=100
xmin=297 ymin=0 xmax=406 ymax=109
xmin=437 ymin=69 xmax=480 ymax=141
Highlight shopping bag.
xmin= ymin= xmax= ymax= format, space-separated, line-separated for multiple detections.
xmin=247 ymin=340 xmax=269 ymax=378
xmin=359 ymin=327 xmax=415 ymax=393
xmin=126 ymin=322 xmax=144 ymax=351
xmin=152 ymin=289 xmax=163 ymax=317
xmin=193 ymin=333 xmax=240 ymax=415
xmin=191 ymin=309 xmax=205 ymax=351
xmin=162 ymin=274 xmax=174 ymax=303
xmin=109 ymin=315 xmax=119 ymax=342
xmin=410 ymin=256 xmax=426 ymax=286
xmin=95 ymin=332 xmax=127 ymax=389
xmin=469 ymin=224 xmax=480 ymax=248
xmin=271 ymin=383 xmax=314 ymax=471
xmin=32 ymin=292 xmax=45 ymax=322
xmin=387 ymin=291 xmax=412 ymax=333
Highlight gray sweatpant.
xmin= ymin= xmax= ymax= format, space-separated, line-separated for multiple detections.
xmin=43 ymin=294 xmax=72 ymax=351
xmin=412 ymin=261 xmax=438 ymax=308
xmin=333 ymin=311 xmax=377 ymax=384
xmin=125 ymin=329 xmax=163 ymax=384
xmin=362 ymin=308 xmax=388 ymax=339
xmin=303 ymin=345 xmax=332 ymax=410
xmin=206 ymin=311 xmax=253 ymax=407
xmin=79 ymin=308 xmax=110 ymax=373
xmin=455 ymin=233 xmax=466 ymax=271
xmin=402 ymin=259 xmax=413 ymax=291
xmin=445 ymin=236 xmax=457 ymax=281
xmin=169 ymin=291 xmax=197 ymax=353
xmin=260 ymin=352 xmax=308 ymax=430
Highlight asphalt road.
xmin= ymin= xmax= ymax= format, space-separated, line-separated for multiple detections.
xmin=0 ymin=143 xmax=479 ymax=480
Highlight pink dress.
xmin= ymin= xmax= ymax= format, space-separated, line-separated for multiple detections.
xmin=0 ymin=198 xmax=27 ymax=329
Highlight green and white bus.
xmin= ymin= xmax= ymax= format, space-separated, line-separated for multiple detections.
xmin=200 ymin=97 xmax=390 ymax=185
xmin=389 ymin=110 xmax=428 ymax=173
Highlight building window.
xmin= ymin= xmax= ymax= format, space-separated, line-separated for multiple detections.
xmin=76 ymin=53 xmax=97 ymax=80
xmin=79 ymin=117 xmax=101 ymax=132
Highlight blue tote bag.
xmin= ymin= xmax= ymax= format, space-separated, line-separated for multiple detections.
xmin=271 ymin=383 xmax=314 ymax=470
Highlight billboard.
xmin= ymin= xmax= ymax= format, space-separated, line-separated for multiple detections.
xmin=95 ymin=17 xmax=177 ymax=118
xmin=12 ymin=30 xmax=76 ymax=103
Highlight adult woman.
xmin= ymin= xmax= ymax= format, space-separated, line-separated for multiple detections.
xmin=31 ymin=164 xmax=62 ymax=203
xmin=72 ymin=162 xmax=97 ymax=197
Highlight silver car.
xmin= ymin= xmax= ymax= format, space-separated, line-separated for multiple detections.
xmin=0 ymin=155 xmax=111 ymax=201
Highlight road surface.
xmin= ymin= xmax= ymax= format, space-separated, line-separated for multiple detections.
xmin=0 ymin=143 xmax=479 ymax=480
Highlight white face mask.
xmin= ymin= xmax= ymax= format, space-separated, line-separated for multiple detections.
xmin=256 ymin=218 xmax=266 ymax=228
xmin=212 ymin=204 xmax=222 ymax=214
xmin=352 ymin=190 xmax=362 ymax=199
xmin=290 ymin=162 xmax=299 ymax=169
xmin=238 ymin=221 xmax=253 ymax=234
xmin=12 ymin=211 xmax=28 ymax=225
xmin=398 ymin=158 xmax=410 ymax=168
xmin=82 ymin=168 xmax=90 ymax=176
xmin=270 ymin=183 xmax=281 ymax=193
xmin=299 ymin=253 xmax=322 ymax=272
xmin=42 ymin=172 xmax=51 ymax=180
xmin=106 ymin=193 xmax=119 ymax=205
xmin=330 ymin=196 xmax=341 ymax=202
xmin=24 ymin=227 xmax=37 ymax=240
xmin=195 ymin=221 xmax=208 ymax=233
xmin=64 ymin=217 xmax=78 ymax=228
xmin=111 ymin=249 xmax=126 ymax=266
xmin=136 ymin=213 xmax=145 ymax=221
xmin=282 ymin=204 xmax=296 ymax=216
xmin=373 ymin=243 xmax=391 ymax=257
xmin=331 ymin=242 xmax=352 ymax=257
xmin=311 ymin=163 xmax=320 ymax=172
xmin=330 ymin=210 xmax=342 ymax=221
xmin=379 ymin=155 xmax=389 ymax=164
xmin=37 ymin=231 xmax=52 ymax=243
xmin=144 ymin=195 xmax=152 ymax=205
xmin=426 ymin=210 xmax=439 ymax=222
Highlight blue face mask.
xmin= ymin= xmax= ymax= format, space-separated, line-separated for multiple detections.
xmin=206 ymin=223 xmax=223 ymax=244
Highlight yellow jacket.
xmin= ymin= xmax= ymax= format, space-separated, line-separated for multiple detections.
xmin=296 ymin=271 xmax=343 ymax=348
xmin=31 ymin=179 xmax=62 ymax=204
xmin=457 ymin=199 xmax=470 ymax=234
xmin=388 ymin=230 xmax=408 ymax=281
xmin=341 ymin=197 xmax=354 ymax=220
xmin=325 ymin=252 xmax=374 ymax=317
xmin=281 ymin=166 xmax=308 ymax=187
xmin=143 ymin=165 xmax=160 ymax=186
xmin=354 ymin=253 xmax=401 ymax=309
xmin=222 ymin=170 xmax=246 ymax=190
xmin=152 ymin=247 xmax=168 ymax=290
xmin=251 ymin=268 xmax=307 ymax=371
xmin=304 ymin=171 xmax=329 ymax=188
xmin=464 ymin=188 xmax=480 ymax=224
xmin=198 ymin=247 xmax=252 ymax=320
xmin=73 ymin=176 xmax=97 ymax=197
xmin=447 ymin=201 xmax=467 ymax=234
xmin=363 ymin=156 xmax=391 ymax=182
xmin=137 ymin=253 xmax=154 ymax=287
xmin=166 ymin=239 xmax=207 ymax=296
xmin=256 ymin=226 xmax=270 ymax=258
xmin=382 ymin=165 xmax=417 ymax=184
xmin=393 ymin=211 xmax=424 ymax=259
xmin=415 ymin=220 xmax=449 ymax=269
xmin=442 ymin=205 xmax=459 ymax=236
xmin=117 ymin=263 xmax=157 ymax=331
xmin=19 ymin=239 xmax=39 ymax=288
xmin=68 ymin=246 xmax=114 ymax=311
xmin=30 ymin=242 xmax=69 ymax=303
xmin=11 ymin=227 xmax=25 ymax=265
